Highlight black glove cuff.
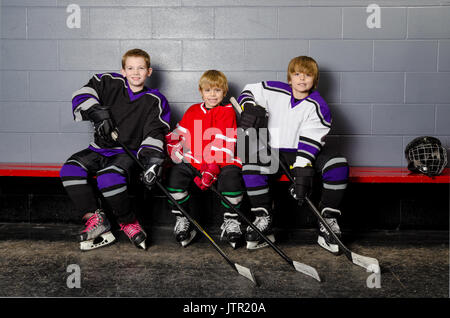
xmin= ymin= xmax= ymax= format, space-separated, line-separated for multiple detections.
xmin=86 ymin=105 xmax=111 ymax=123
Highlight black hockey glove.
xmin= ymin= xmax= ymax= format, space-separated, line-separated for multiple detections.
xmin=141 ymin=157 xmax=164 ymax=189
xmin=85 ymin=105 xmax=117 ymax=143
xmin=289 ymin=166 xmax=315 ymax=206
xmin=239 ymin=104 xmax=268 ymax=130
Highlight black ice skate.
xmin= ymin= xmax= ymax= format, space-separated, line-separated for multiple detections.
xmin=119 ymin=219 xmax=147 ymax=250
xmin=174 ymin=215 xmax=197 ymax=247
xmin=79 ymin=209 xmax=116 ymax=251
xmin=317 ymin=207 xmax=342 ymax=255
xmin=220 ymin=215 xmax=243 ymax=249
xmin=245 ymin=208 xmax=275 ymax=250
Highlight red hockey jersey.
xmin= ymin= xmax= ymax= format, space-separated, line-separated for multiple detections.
xmin=167 ymin=102 xmax=242 ymax=170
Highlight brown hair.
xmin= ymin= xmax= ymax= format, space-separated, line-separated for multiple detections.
xmin=122 ymin=48 xmax=151 ymax=69
xmin=198 ymin=70 xmax=229 ymax=96
xmin=287 ymin=56 xmax=319 ymax=90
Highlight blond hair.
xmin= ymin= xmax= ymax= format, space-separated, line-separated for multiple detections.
xmin=198 ymin=70 xmax=229 ymax=96
xmin=122 ymin=48 xmax=151 ymax=69
xmin=287 ymin=56 xmax=319 ymax=90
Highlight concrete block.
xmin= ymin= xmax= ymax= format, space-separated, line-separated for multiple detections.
xmin=314 ymin=0 xmax=443 ymax=6
xmin=436 ymin=105 xmax=450 ymax=135
xmin=0 ymin=133 xmax=31 ymax=163
xmin=30 ymin=71 xmax=91 ymax=101
xmin=182 ymin=0 xmax=309 ymax=5
xmin=183 ymin=40 xmax=245 ymax=71
xmin=0 ymin=102 xmax=60 ymax=133
xmin=316 ymin=72 xmax=341 ymax=104
xmin=215 ymin=7 xmax=277 ymax=39
xmin=341 ymin=72 xmax=404 ymax=103
xmin=31 ymin=133 xmax=92 ymax=163
xmin=1 ymin=40 xmax=58 ymax=70
xmin=58 ymin=40 xmax=121 ymax=70
xmin=405 ymin=73 xmax=450 ymax=104
xmin=329 ymin=104 xmax=372 ymax=135
xmin=89 ymin=8 xmax=152 ymax=39
xmin=244 ymin=40 xmax=308 ymax=71
xmin=226 ymin=71 xmax=277 ymax=98
xmin=374 ymin=41 xmax=438 ymax=72
xmin=408 ymin=7 xmax=450 ymax=39
xmin=279 ymin=7 xmax=342 ymax=39
xmin=28 ymin=7 xmax=89 ymax=39
xmin=438 ymin=40 xmax=450 ymax=71
xmin=2 ymin=0 xmax=56 ymax=6
xmin=372 ymin=104 xmax=435 ymax=135
xmin=60 ymin=102 xmax=93 ymax=133
xmin=57 ymin=0 xmax=180 ymax=6
xmin=154 ymin=71 xmax=203 ymax=103
xmin=120 ymin=40 xmax=182 ymax=71
xmin=0 ymin=71 xmax=29 ymax=101
xmin=152 ymin=8 xmax=214 ymax=39
xmin=343 ymin=7 xmax=406 ymax=39
xmin=310 ymin=40 xmax=373 ymax=71
xmin=1 ymin=7 xmax=27 ymax=39
xmin=326 ymin=135 xmax=403 ymax=166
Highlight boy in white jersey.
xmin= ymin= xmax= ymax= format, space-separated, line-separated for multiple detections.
xmin=237 ymin=56 xmax=349 ymax=253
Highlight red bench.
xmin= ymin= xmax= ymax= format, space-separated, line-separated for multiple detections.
xmin=1 ymin=163 xmax=449 ymax=183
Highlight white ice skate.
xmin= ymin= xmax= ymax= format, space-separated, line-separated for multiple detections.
xmin=245 ymin=208 xmax=275 ymax=250
xmin=220 ymin=217 xmax=243 ymax=249
xmin=79 ymin=209 xmax=116 ymax=251
xmin=174 ymin=216 xmax=197 ymax=247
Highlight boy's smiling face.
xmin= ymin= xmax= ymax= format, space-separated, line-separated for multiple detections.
xmin=289 ymin=71 xmax=314 ymax=99
xmin=121 ymin=56 xmax=152 ymax=92
xmin=200 ymin=86 xmax=224 ymax=109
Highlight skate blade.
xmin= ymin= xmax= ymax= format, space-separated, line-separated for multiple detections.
xmin=317 ymin=236 xmax=340 ymax=255
xmin=80 ymin=232 xmax=116 ymax=251
xmin=180 ymin=230 xmax=197 ymax=247
xmin=138 ymin=241 xmax=147 ymax=250
xmin=229 ymin=242 xmax=237 ymax=249
xmin=246 ymin=234 xmax=275 ymax=250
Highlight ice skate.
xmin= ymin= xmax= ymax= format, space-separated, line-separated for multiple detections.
xmin=220 ymin=215 xmax=243 ymax=249
xmin=79 ymin=209 xmax=116 ymax=251
xmin=174 ymin=215 xmax=197 ymax=247
xmin=317 ymin=207 xmax=342 ymax=255
xmin=245 ymin=208 xmax=275 ymax=250
xmin=119 ymin=219 xmax=147 ymax=250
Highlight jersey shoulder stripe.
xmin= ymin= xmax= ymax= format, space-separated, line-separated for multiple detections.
xmin=262 ymin=81 xmax=291 ymax=96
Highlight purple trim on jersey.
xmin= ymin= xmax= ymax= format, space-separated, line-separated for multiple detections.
xmin=72 ymin=94 xmax=99 ymax=112
xmin=322 ymin=166 xmax=349 ymax=182
xmin=88 ymin=145 xmax=137 ymax=157
xmin=97 ymin=173 xmax=127 ymax=190
xmin=59 ymin=164 xmax=87 ymax=178
xmin=265 ymin=81 xmax=291 ymax=93
xmin=237 ymin=91 xmax=255 ymax=104
xmin=298 ymin=142 xmax=320 ymax=157
xmin=243 ymin=174 xmax=268 ymax=188
xmin=279 ymin=148 xmax=297 ymax=153
xmin=306 ymin=91 xmax=332 ymax=125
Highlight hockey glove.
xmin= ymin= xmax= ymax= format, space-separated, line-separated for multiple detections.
xmin=141 ymin=157 xmax=164 ymax=189
xmin=194 ymin=163 xmax=220 ymax=191
xmin=85 ymin=105 xmax=117 ymax=143
xmin=239 ymin=104 xmax=268 ymax=130
xmin=289 ymin=166 xmax=315 ymax=206
xmin=165 ymin=133 xmax=184 ymax=164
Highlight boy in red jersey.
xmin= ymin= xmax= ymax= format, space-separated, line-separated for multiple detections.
xmin=165 ymin=70 xmax=244 ymax=248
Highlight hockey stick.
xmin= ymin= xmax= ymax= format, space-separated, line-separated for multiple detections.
xmin=111 ymin=131 xmax=257 ymax=285
xmin=181 ymin=158 xmax=321 ymax=282
xmin=230 ymin=97 xmax=380 ymax=274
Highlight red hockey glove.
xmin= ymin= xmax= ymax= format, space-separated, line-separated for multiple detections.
xmin=165 ymin=133 xmax=184 ymax=164
xmin=194 ymin=163 xmax=220 ymax=191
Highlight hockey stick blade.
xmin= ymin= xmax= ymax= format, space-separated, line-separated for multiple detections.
xmin=350 ymin=252 xmax=380 ymax=273
xmin=235 ymin=263 xmax=258 ymax=285
xmin=292 ymin=261 xmax=321 ymax=282
xmin=230 ymin=96 xmax=242 ymax=114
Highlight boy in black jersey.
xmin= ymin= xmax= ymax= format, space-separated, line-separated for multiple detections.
xmin=60 ymin=49 xmax=170 ymax=251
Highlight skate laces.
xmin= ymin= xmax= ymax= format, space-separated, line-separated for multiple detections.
xmin=253 ymin=215 xmax=270 ymax=232
xmin=220 ymin=218 xmax=241 ymax=239
xmin=120 ymin=220 xmax=142 ymax=239
xmin=175 ymin=216 xmax=189 ymax=233
xmin=82 ymin=212 xmax=102 ymax=233
xmin=321 ymin=218 xmax=341 ymax=235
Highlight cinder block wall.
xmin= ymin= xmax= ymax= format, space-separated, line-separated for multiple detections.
xmin=1 ymin=0 xmax=450 ymax=167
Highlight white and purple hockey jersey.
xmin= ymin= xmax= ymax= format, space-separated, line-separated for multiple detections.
xmin=238 ymin=81 xmax=331 ymax=168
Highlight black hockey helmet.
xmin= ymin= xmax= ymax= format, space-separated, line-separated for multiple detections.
xmin=405 ymin=136 xmax=448 ymax=176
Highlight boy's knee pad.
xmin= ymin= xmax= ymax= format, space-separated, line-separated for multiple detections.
xmin=60 ymin=159 xmax=88 ymax=188
xmin=96 ymin=165 xmax=128 ymax=197
xmin=321 ymin=156 xmax=349 ymax=190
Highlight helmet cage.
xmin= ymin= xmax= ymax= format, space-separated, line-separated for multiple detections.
xmin=406 ymin=137 xmax=447 ymax=176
